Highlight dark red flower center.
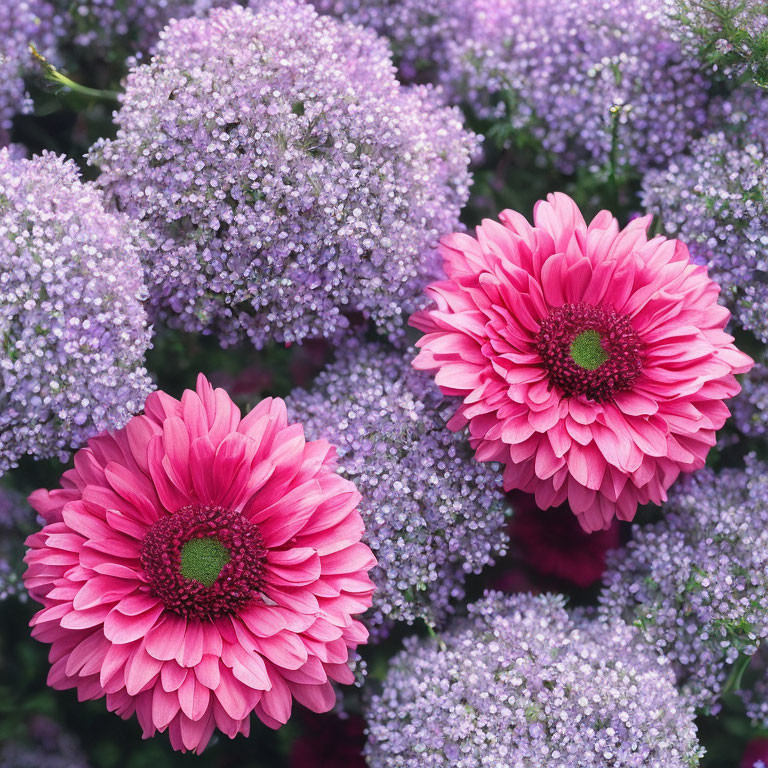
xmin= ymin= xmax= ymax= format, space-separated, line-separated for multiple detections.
xmin=535 ymin=302 xmax=643 ymax=401
xmin=141 ymin=504 xmax=266 ymax=620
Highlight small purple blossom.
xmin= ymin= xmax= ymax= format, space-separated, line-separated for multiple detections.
xmin=55 ymin=0 xmax=221 ymax=53
xmin=642 ymin=87 xmax=768 ymax=341
xmin=365 ymin=592 xmax=703 ymax=767
xmin=0 ymin=715 xmax=90 ymax=768
xmin=0 ymin=0 xmax=60 ymax=137
xmin=599 ymin=457 xmax=768 ymax=714
xmin=287 ymin=341 xmax=509 ymax=632
xmin=440 ymin=0 xmax=709 ymax=174
xmin=728 ymin=350 xmax=768 ymax=439
xmin=740 ymin=648 xmax=768 ymax=731
xmin=663 ymin=0 xmax=768 ymax=84
xmin=0 ymin=150 xmax=154 ymax=475
xmin=90 ymin=1 xmax=477 ymax=349
xmin=310 ymin=0 xmax=472 ymax=82
xmin=0 ymin=485 xmax=35 ymax=601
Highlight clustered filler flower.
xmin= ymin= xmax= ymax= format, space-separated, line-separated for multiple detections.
xmin=440 ymin=0 xmax=708 ymax=174
xmin=365 ymin=592 xmax=703 ymax=768
xmin=0 ymin=150 xmax=154 ymax=475
xmin=0 ymin=0 xmax=60 ymax=143
xmin=642 ymin=87 xmax=768 ymax=342
xmin=600 ymin=459 xmax=768 ymax=713
xmin=730 ymin=350 xmax=768 ymax=440
xmin=412 ymin=192 xmax=753 ymax=531
xmin=0 ymin=486 xmax=36 ymax=602
xmin=54 ymin=0 xmax=220 ymax=54
xmin=310 ymin=0 xmax=472 ymax=82
xmin=0 ymin=715 xmax=90 ymax=768
xmin=24 ymin=375 xmax=376 ymax=753
xmin=663 ymin=0 xmax=768 ymax=85
xmin=287 ymin=341 xmax=509 ymax=631
xmin=90 ymin=0 xmax=476 ymax=348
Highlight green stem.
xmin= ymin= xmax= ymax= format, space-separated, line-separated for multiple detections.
xmin=722 ymin=653 xmax=751 ymax=695
xmin=29 ymin=45 xmax=120 ymax=102
xmin=607 ymin=104 xmax=622 ymax=208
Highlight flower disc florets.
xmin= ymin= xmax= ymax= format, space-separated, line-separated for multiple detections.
xmin=90 ymin=1 xmax=477 ymax=348
xmin=141 ymin=505 xmax=266 ymax=620
xmin=536 ymin=302 xmax=643 ymax=400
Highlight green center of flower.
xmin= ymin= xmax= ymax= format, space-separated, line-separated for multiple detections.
xmin=180 ymin=537 xmax=230 ymax=587
xmin=569 ymin=330 xmax=609 ymax=371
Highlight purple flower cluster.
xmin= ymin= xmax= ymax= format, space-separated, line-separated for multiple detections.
xmin=0 ymin=0 xmax=60 ymax=139
xmin=0 ymin=150 xmax=154 ymax=475
xmin=729 ymin=350 xmax=768 ymax=439
xmin=440 ymin=0 xmax=709 ymax=174
xmin=90 ymin=1 xmax=477 ymax=349
xmin=54 ymin=0 xmax=219 ymax=53
xmin=642 ymin=88 xmax=768 ymax=341
xmin=740 ymin=647 xmax=768 ymax=730
xmin=365 ymin=592 xmax=702 ymax=767
xmin=0 ymin=715 xmax=90 ymax=768
xmin=599 ymin=458 xmax=768 ymax=714
xmin=287 ymin=341 xmax=509 ymax=631
xmin=663 ymin=0 xmax=768 ymax=84
xmin=310 ymin=0 xmax=472 ymax=82
xmin=0 ymin=486 xmax=35 ymax=601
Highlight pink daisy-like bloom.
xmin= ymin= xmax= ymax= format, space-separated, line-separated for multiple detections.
xmin=23 ymin=375 xmax=375 ymax=753
xmin=411 ymin=193 xmax=753 ymax=532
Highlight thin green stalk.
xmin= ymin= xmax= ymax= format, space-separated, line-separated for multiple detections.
xmin=607 ymin=103 xmax=622 ymax=208
xmin=29 ymin=44 xmax=120 ymax=102
xmin=722 ymin=653 xmax=751 ymax=695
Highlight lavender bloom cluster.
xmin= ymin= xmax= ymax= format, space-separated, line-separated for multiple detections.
xmin=740 ymin=647 xmax=768 ymax=731
xmin=0 ymin=715 xmax=90 ymax=768
xmin=0 ymin=486 xmax=35 ymax=601
xmin=90 ymin=1 xmax=477 ymax=349
xmin=663 ymin=0 xmax=768 ymax=85
xmin=729 ymin=350 xmax=768 ymax=439
xmin=440 ymin=0 xmax=709 ymax=174
xmin=642 ymin=88 xmax=768 ymax=342
xmin=54 ymin=0 xmax=219 ymax=54
xmin=0 ymin=150 xmax=154 ymax=475
xmin=287 ymin=341 xmax=509 ymax=631
xmin=0 ymin=0 xmax=60 ymax=141
xmin=599 ymin=458 xmax=768 ymax=714
xmin=365 ymin=592 xmax=703 ymax=768
xmin=310 ymin=0 xmax=472 ymax=82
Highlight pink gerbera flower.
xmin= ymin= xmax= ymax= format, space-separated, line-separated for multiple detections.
xmin=24 ymin=375 xmax=375 ymax=753
xmin=411 ymin=193 xmax=753 ymax=532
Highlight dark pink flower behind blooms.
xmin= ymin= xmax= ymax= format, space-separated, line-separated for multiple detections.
xmin=507 ymin=492 xmax=620 ymax=588
xmin=23 ymin=375 xmax=375 ymax=753
xmin=743 ymin=738 xmax=768 ymax=768
xmin=412 ymin=192 xmax=753 ymax=531
xmin=289 ymin=712 xmax=367 ymax=768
